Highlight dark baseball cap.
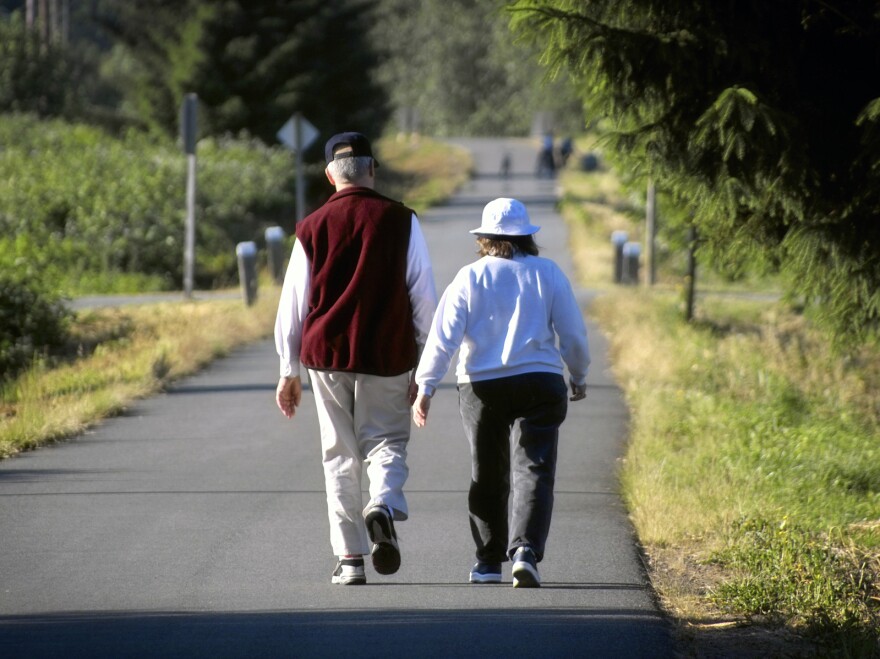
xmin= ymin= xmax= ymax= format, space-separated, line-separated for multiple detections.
xmin=324 ymin=131 xmax=379 ymax=167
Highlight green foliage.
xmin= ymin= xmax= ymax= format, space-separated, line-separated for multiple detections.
xmin=710 ymin=518 xmax=878 ymax=641
xmin=194 ymin=134 xmax=297 ymax=282
xmin=88 ymin=0 xmax=390 ymax=144
xmin=191 ymin=0 xmax=389 ymax=146
xmin=0 ymin=11 xmax=81 ymax=117
xmin=0 ymin=272 xmax=70 ymax=382
xmin=90 ymin=0 xmax=204 ymax=135
xmin=0 ymin=114 xmax=295 ymax=293
xmin=4 ymin=0 xmax=586 ymax=142
xmin=511 ymin=0 xmax=880 ymax=344
xmin=372 ymin=0 xmax=584 ymax=137
xmin=595 ymin=286 xmax=880 ymax=649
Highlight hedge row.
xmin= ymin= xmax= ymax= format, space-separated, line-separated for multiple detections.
xmin=0 ymin=113 xmax=297 ymax=294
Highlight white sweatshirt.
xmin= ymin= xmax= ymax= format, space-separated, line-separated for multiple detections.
xmin=415 ymin=254 xmax=590 ymax=395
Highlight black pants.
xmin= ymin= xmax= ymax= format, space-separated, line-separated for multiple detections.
xmin=458 ymin=372 xmax=568 ymax=563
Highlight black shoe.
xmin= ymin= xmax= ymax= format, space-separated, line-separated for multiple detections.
xmin=331 ymin=557 xmax=366 ymax=585
xmin=511 ymin=547 xmax=540 ymax=588
xmin=469 ymin=562 xmax=502 ymax=584
xmin=364 ymin=504 xmax=400 ymax=575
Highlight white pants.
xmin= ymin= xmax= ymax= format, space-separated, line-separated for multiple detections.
xmin=308 ymin=370 xmax=411 ymax=557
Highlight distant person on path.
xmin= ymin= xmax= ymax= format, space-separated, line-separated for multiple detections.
xmin=558 ymin=136 xmax=573 ymax=167
xmin=275 ymin=131 xmax=438 ymax=586
xmin=535 ymin=133 xmax=556 ymax=178
xmin=411 ymin=197 xmax=590 ymax=588
xmin=500 ymin=152 xmax=511 ymax=178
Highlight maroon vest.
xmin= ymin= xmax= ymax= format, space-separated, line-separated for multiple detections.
xmin=296 ymin=186 xmax=417 ymax=376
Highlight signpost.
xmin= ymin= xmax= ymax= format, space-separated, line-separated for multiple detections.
xmin=181 ymin=93 xmax=198 ymax=299
xmin=277 ymin=113 xmax=319 ymax=224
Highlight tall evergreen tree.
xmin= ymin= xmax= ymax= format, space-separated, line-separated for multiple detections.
xmin=190 ymin=0 xmax=388 ymax=148
xmin=0 ymin=10 xmax=77 ymax=116
xmin=90 ymin=0 xmax=202 ymax=134
xmin=512 ymin=1 xmax=880 ymax=342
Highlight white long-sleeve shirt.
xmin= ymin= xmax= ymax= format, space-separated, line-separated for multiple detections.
xmin=274 ymin=214 xmax=437 ymax=378
xmin=415 ymin=254 xmax=590 ymax=395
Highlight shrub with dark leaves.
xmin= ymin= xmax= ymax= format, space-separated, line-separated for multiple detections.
xmin=0 ymin=273 xmax=70 ymax=381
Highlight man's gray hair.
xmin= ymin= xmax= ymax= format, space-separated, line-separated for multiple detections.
xmin=327 ymin=156 xmax=373 ymax=183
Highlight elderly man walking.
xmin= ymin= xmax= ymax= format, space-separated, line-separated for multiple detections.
xmin=275 ymin=132 xmax=438 ymax=585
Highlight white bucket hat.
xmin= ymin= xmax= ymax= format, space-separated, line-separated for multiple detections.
xmin=470 ymin=198 xmax=541 ymax=236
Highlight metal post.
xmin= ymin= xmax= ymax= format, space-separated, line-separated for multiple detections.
xmin=623 ymin=242 xmax=641 ymax=285
xmin=611 ymin=230 xmax=628 ymax=284
xmin=236 ymin=241 xmax=258 ymax=306
xmin=184 ymin=152 xmax=196 ymax=298
xmin=265 ymin=226 xmax=286 ymax=284
xmin=181 ymin=93 xmax=198 ymax=299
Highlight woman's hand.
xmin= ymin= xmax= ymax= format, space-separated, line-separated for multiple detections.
xmin=412 ymin=393 xmax=432 ymax=428
xmin=569 ymin=380 xmax=587 ymax=402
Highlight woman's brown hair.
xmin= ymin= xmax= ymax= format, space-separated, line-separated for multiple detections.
xmin=476 ymin=235 xmax=539 ymax=259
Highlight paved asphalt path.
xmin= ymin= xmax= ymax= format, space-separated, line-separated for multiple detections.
xmin=0 ymin=138 xmax=675 ymax=658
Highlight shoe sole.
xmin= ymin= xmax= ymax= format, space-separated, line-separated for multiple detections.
xmin=332 ymin=576 xmax=366 ymax=586
xmin=365 ymin=509 xmax=401 ymax=575
xmin=469 ymin=573 xmax=502 ymax=584
xmin=512 ymin=563 xmax=541 ymax=588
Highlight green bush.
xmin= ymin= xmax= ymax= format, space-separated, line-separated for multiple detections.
xmin=0 ymin=114 xmax=296 ymax=294
xmin=708 ymin=517 xmax=879 ymax=654
xmin=0 ymin=273 xmax=70 ymax=381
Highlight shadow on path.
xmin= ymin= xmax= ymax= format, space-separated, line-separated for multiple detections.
xmin=1 ymin=607 xmax=674 ymax=659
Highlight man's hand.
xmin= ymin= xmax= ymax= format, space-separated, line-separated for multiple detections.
xmin=407 ymin=375 xmax=418 ymax=406
xmin=276 ymin=376 xmax=302 ymax=418
xmin=412 ymin=393 xmax=431 ymax=428
xmin=569 ymin=380 xmax=587 ymax=402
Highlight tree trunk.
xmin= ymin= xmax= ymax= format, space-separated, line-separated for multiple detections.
xmin=684 ymin=224 xmax=697 ymax=322
xmin=38 ymin=0 xmax=49 ymax=46
xmin=49 ymin=0 xmax=60 ymax=42
xmin=61 ymin=0 xmax=69 ymax=45
xmin=645 ymin=180 xmax=657 ymax=286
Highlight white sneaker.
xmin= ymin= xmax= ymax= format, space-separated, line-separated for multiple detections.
xmin=331 ymin=557 xmax=366 ymax=585
xmin=511 ymin=547 xmax=541 ymax=588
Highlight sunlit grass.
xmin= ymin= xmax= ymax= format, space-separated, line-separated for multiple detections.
xmin=560 ymin=158 xmax=880 ymax=653
xmin=376 ymin=135 xmax=473 ymax=211
xmin=593 ymin=290 xmax=880 ymax=539
xmin=0 ymin=292 xmax=279 ymax=458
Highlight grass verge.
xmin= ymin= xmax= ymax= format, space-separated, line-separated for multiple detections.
xmin=376 ymin=135 xmax=473 ymax=211
xmin=559 ymin=162 xmax=880 ymax=657
xmin=0 ymin=291 xmax=279 ymax=458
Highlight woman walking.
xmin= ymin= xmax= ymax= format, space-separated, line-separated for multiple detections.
xmin=412 ymin=197 xmax=590 ymax=587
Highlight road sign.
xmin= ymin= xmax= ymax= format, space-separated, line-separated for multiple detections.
xmin=181 ymin=93 xmax=198 ymax=155
xmin=276 ymin=114 xmax=319 ymax=224
xmin=277 ymin=114 xmax=319 ymax=152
